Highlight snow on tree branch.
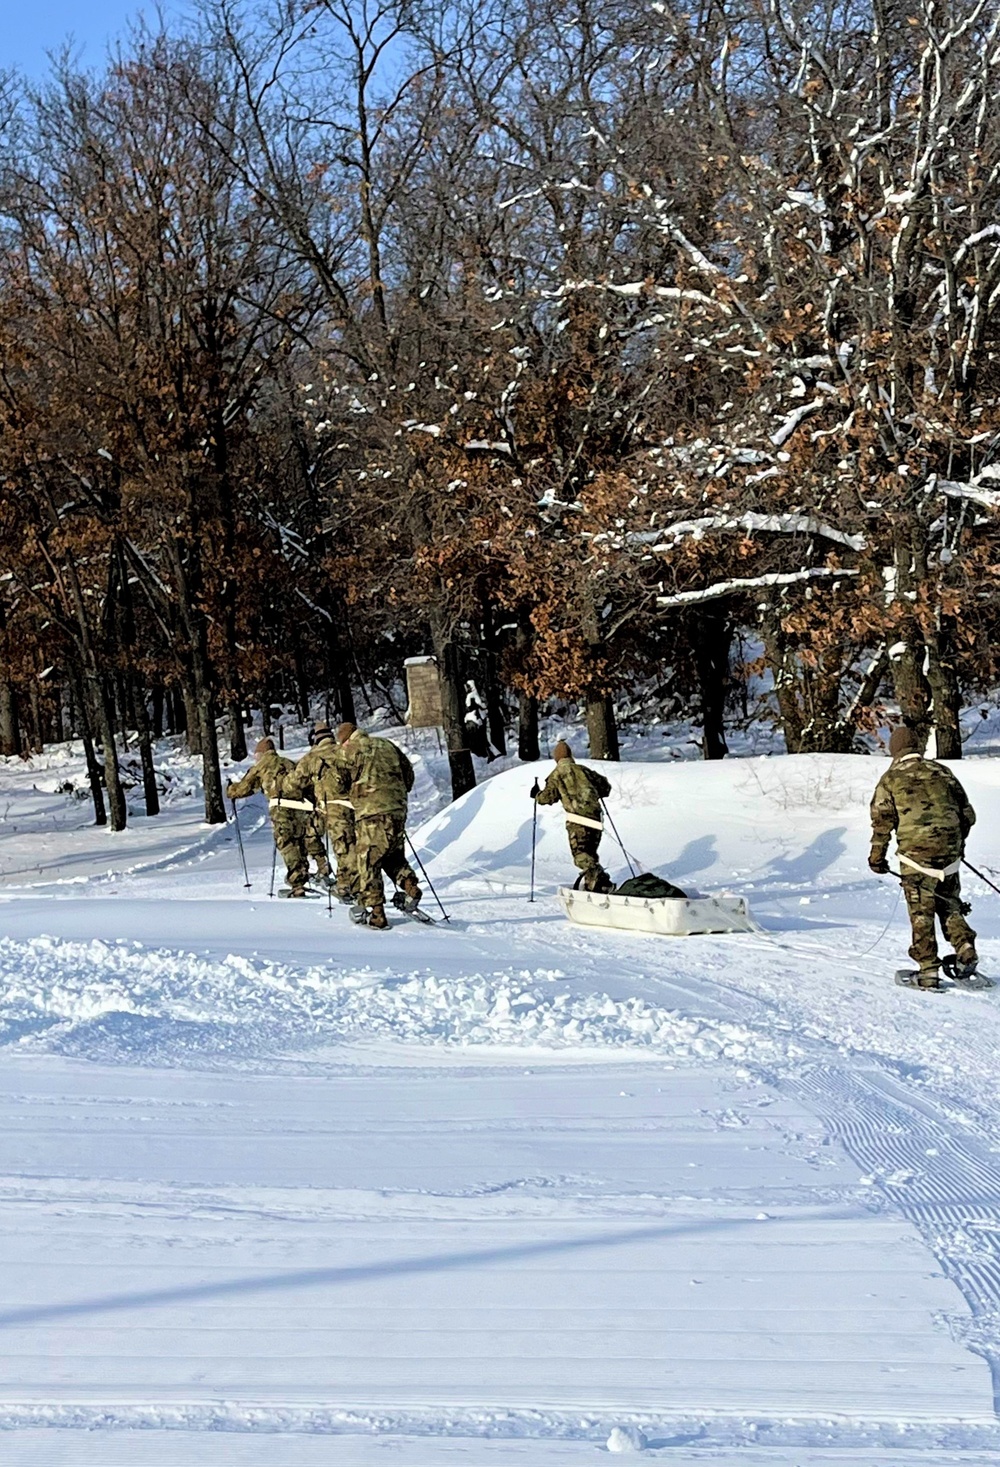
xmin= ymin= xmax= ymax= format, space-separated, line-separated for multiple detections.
xmin=645 ymin=513 xmax=865 ymax=553
xmin=542 ymin=280 xmax=731 ymax=316
xmin=656 ymin=568 xmax=859 ymax=609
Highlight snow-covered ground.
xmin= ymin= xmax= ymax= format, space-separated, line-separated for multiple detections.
xmin=3 ymin=733 xmax=1000 ymax=1463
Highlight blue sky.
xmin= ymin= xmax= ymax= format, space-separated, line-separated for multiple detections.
xmin=3 ymin=1 xmax=187 ymax=75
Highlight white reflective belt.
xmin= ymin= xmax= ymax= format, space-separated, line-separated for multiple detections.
xmin=268 ymin=798 xmax=315 ymax=812
xmin=320 ymin=798 xmax=353 ymax=810
xmin=899 ymin=854 xmax=961 ymax=881
xmin=565 ymin=812 xmax=604 ymax=832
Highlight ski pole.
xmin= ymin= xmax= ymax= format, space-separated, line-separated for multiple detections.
xmin=326 ymin=825 xmax=334 ymax=919
xmin=405 ymin=831 xmax=450 ymax=922
xmin=963 ymin=857 xmax=1000 ymax=898
xmin=600 ymin=797 xmax=638 ymax=878
xmin=230 ymin=800 xmax=251 ymax=890
xmin=269 ymin=838 xmax=277 ymax=898
xmin=529 ymin=781 xmax=539 ymax=903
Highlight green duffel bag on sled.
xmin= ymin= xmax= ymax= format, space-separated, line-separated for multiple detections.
xmin=614 ymin=873 xmax=688 ymax=901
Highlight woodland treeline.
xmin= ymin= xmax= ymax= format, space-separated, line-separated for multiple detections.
xmin=2 ymin=0 xmax=1000 ymax=826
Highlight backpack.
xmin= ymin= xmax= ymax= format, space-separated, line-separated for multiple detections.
xmin=615 ymin=873 xmax=688 ymax=900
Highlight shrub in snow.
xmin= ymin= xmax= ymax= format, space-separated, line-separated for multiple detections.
xmin=606 ymin=1424 xmax=646 ymax=1453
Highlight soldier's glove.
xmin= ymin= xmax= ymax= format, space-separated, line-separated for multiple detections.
xmin=868 ymin=852 xmax=890 ymax=875
xmin=530 ymin=779 xmax=540 ymax=800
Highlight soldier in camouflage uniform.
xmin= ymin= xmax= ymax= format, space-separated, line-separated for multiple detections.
xmin=534 ymin=741 xmax=614 ymax=893
xmin=226 ymin=737 xmax=314 ymax=897
xmin=869 ymin=725 xmax=978 ymax=988
xmin=291 ymin=722 xmax=355 ymax=901
xmin=336 ymin=722 xmax=421 ymax=929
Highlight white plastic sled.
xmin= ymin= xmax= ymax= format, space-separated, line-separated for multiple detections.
xmin=558 ymin=886 xmax=755 ymax=938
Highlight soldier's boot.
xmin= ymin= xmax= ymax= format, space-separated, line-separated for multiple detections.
xmin=592 ymin=868 xmax=614 ymax=895
xmin=948 ymin=942 xmax=979 ymax=981
xmin=916 ymin=964 xmax=944 ymax=991
xmin=396 ymin=873 xmax=422 ymax=912
xmin=368 ymin=903 xmax=389 ymax=930
xmin=288 ymin=887 xmax=308 ymax=899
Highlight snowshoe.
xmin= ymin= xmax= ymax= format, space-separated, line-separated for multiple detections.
xmin=391 ymin=890 xmax=437 ymax=925
xmin=942 ymin=954 xmax=995 ymax=990
xmin=349 ymin=903 xmax=389 ymax=929
xmin=895 ymin=969 xmax=947 ymax=992
xmin=278 ymin=886 xmax=323 ymax=900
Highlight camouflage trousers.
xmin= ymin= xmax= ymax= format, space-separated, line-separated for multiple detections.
xmin=321 ymin=812 xmax=358 ymax=899
xmin=355 ymin=813 xmax=417 ymax=909
xmin=271 ymin=810 xmax=309 ymax=893
xmin=901 ymin=869 xmax=976 ymax=970
xmin=567 ymin=823 xmax=612 ymax=893
xmin=305 ymin=815 xmax=331 ymax=879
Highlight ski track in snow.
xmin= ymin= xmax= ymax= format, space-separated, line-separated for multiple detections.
xmin=5 ymin=748 xmax=1000 ymax=1459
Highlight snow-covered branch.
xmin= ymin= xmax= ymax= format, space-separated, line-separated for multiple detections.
xmin=647 ymin=512 xmax=865 ymax=553
xmin=770 ymin=398 xmax=827 ymax=447
xmin=542 ymin=279 xmax=732 ymax=316
xmin=656 ymin=567 xmax=858 ymax=608
xmin=937 ymin=479 xmax=1000 ymax=510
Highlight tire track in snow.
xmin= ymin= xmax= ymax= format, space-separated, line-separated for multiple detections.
xmin=796 ymin=1065 xmax=1000 ymax=1406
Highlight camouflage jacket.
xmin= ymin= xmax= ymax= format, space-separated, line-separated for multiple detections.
xmin=535 ymin=755 xmax=611 ymax=821
xmin=227 ymin=751 xmax=313 ymax=810
xmin=870 ymin=753 xmax=975 ymax=865
xmin=290 ymin=738 xmax=353 ymax=816
xmin=337 ymin=730 xmax=415 ymax=820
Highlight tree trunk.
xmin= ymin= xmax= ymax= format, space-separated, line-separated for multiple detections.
xmin=442 ymin=641 xmax=477 ymax=799
xmin=692 ymin=606 xmax=731 ymax=760
xmin=228 ymin=695 xmax=248 ymax=761
xmin=151 ymin=685 xmax=165 ymax=740
xmin=116 ymin=673 xmax=131 ymax=750
xmin=760 ymin=609 xmax=805 ymax=753
xmin=428 ymin=611 xmax=476 ymax=800
xmin=193 ymin=665 xmax=225 ymax=825
xmin=333 ymin=655 xmax=356 ymax=726
xmin=889 ymin=633 xmax=932 ymax=744
xmin=586 ymin=694 xmax=619 ymax=760
xmin=0 ymin=679 xmax=19 ymax=756
xmin=131 ymin=679 xmax=160 ymax=817
xmin=52 ymin=688 xmax=65 ymax=744
xmin=480 ymin=594 xmax=507 ymax=755
xmin=293 ymin=642 xmax=310 ymax=724
xmin=170 ymin=685 xmax=184 ymax=737
xmin=514 ymin=615 xmax=540 ymax=761
xmin=926 ymin=622 xmax=962 ymax=759
xmin=181 ymin=678 xmax=202 ymax=756
xmin=70 ymin=675 xmax=107 ymax=827
xmin=518 ymin=691 xmax=540 ymax=762
xmin=68 ymin=664 xmax=114 ymax=827
xmin=94 ymin=677 xmax=128 ymax=831
xmin=28 ymin=678 xmax=44 ymax=754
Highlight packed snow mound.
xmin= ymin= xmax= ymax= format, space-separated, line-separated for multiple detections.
xmin=415 ymin=751 xmax=1000 ymax=897
xmin=0 ymin=935 xmax=793 ymax=1069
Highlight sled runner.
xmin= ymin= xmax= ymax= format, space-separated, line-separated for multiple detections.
xmin=558 ymin=886 xmax=755 ymax=937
